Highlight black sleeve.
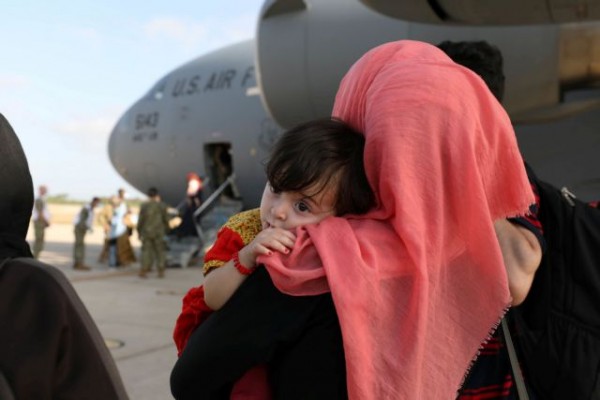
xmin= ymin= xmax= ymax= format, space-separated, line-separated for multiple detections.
xmin=0 ymin=259 xmax=129 ymax=400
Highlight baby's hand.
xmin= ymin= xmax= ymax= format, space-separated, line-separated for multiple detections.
xmin=238 ymin=228 xmax=296 ymax=268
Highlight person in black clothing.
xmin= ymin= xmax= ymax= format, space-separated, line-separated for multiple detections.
xmin=0 ymin=113 xmax=128 ymax=400
xmin=173 ymin=172 xmax=204 ymax=238
xmin=438 ymin=40 xmax=545 ymax=400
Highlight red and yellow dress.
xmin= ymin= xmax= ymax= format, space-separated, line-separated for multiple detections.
xmin=173 ymin=209 xmax=271 ymax=399
xmin=173 ymin=208 xmax=262 ymax=354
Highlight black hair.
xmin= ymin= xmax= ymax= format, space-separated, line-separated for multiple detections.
xmin=147 ymin=187 xmax=159 ymax=197
xmin=437 ymin=40 xmax=505 ymax=102
xmin=266 ymin=117 xmax=375 ymax=216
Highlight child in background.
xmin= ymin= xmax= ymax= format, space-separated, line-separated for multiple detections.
xmin=171 ymin=117 xmax=376 ymax=399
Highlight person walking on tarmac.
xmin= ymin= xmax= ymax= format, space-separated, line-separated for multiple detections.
xmin=137 ymin=187 xmax=170 ymax=278
xmin=172 ymin=172 xmax=204 ymax=239
xmin=32 ymin=184 xmax=51 ymax=259
xmin=98 ymin=192 xmax=137 ymax=267
xmin=73 ymin=197 xmax=100 ymax=271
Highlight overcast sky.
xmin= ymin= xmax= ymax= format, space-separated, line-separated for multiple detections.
xmin=2 ymin=0 xmax=264 ymax=200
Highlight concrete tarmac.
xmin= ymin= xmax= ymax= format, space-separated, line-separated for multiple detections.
xmin=27 ymin=218 xmax=202 ymax=400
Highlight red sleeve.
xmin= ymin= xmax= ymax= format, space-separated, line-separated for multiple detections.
xmin=203 ymin=226 xmax=246 ymax=275
xmin=172 ymin=285 xmax=213 ymax=356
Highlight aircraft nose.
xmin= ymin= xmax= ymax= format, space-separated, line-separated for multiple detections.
xmin=107 ymin=121 xmax=118 ymax=167
xmin=108 ymin=114 xmax=127 ymax=173
xmin=108 ymin=111 xmax=142 ymax=193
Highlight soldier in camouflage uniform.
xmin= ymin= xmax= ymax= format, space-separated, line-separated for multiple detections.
xmin=137 ymin=187 xmax=170 ymax=278
xmin=73 ymin=197 xmax=100 ymax=270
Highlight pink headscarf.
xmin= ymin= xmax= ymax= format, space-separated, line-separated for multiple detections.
xmin=261 ymin=40 xmax=534 ymax=399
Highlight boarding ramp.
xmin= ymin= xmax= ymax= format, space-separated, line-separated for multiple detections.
xmin=166 ymin=175 xmax=242 ymax=268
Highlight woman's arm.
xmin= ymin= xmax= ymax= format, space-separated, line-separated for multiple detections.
xmin=494 ymin=219 xmax=542 ymax=305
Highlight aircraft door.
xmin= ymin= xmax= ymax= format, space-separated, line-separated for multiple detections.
xmin=204 ymin=143 xmax=234 ymax=198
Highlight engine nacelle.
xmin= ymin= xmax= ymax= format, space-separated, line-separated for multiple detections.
xmin=256 ymin=0 xmax=414 ymax=129
xmin=255 ymin=0 xmax=585 ymax=129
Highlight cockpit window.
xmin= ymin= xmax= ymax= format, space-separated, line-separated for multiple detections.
xmin=146 ymin=79 xmax=167 ymax=101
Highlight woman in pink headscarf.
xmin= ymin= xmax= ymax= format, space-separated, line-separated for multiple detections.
xmin=171 ymin=40 xmax=534 ymax=399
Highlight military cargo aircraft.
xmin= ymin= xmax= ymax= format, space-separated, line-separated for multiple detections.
xmin=109 ymin=0 xmax=600 ymax=207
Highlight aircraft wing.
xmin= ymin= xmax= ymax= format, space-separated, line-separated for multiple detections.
xmin=360 ymin=0 xmax=600 ymax=24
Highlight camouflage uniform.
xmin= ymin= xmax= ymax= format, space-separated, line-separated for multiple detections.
xmin=137 ymin=199 xmax=169 ymax=277
xmin=73 ymin=205 xmax=93 ymax=268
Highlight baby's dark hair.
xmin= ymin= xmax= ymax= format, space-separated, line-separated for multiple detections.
xmin=266 ymin=117 xmax=375 ymax=216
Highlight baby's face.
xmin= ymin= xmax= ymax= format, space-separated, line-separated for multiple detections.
xmin=259 ymin=183 xmax=336 ymax=230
